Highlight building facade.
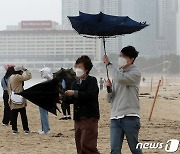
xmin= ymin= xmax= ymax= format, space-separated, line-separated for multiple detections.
xmin=0 ymin=20 xmax=101 ymax=70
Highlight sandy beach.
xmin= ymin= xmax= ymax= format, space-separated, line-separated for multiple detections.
xmin=0 ymin=77 xmax=180 ymax=154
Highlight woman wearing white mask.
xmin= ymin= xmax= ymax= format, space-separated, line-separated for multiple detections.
xmin=64 ymin=55 xmax=100 ymax=154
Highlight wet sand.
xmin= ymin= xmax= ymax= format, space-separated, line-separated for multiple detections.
xmin=0 ymin=77 xmax=180 ymax=154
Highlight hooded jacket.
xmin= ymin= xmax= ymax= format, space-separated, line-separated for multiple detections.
xmin=40 ymin=67 xmax=53 ymax=81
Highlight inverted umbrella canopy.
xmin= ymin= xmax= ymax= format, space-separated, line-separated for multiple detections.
xmin=53 ymin=68 xmax=77 ymax=100
xmin=53 ymin=68 xmax=77 ymax=83
xmin=68 ymin=12 xmax=149 ymax=92
xmin=18 ymin=79 xmax=61 ymax=115
xmin=68 ymin=12 xmax=149 ymax=37
xmin=17 ymin=68 xmax=77 ymax=115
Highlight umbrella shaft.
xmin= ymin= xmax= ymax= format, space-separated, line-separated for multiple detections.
xmin=103 ymin=37 xmax=109 ymax=79
xmin=106 ymin=65 xmax=109 ymax=79
xmin=103 ymin=37 xmax=107 ymax=55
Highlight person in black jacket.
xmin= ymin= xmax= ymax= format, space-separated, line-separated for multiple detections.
xmin=64 ymin=55 xmax=100 ymax=154
xmin=1 ymin=67 xmax=14 ymax=126
xmin=59 ymin=79 xmax=72 ymax=120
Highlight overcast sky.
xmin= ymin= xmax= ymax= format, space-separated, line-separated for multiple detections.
xmin=0 ymin=0 xmax=62 ymax=30
xmin=0 ymin=0 xmax=179 ymax=32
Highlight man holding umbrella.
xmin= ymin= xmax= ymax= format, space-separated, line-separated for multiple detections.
xmin=103 ymin=46 xmax=142 ymax=154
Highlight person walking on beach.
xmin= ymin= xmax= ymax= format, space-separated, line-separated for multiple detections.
xmin=99 ymin=77 xmax=104 ymax=90
xmin=8 ymin=66 xmax=32 ymax=135
xmin=59 ymin=79 xmax=72 ymax=120
xmin=38 ymin=67 xmax=52 ymax=134
xmin=1 ymin=67 xmax=14 ymax=126
xmin=64 ymin=55 xmax=100 ymax=154
xmin=103 ymin=46 xmax=142 ymax=154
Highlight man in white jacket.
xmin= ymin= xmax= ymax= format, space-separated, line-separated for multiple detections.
xmin=38 ymin=67 xmax=52 ymax=134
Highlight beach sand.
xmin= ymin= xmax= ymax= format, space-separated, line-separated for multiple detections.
xmin=0 ymin=77 xmax=180 ymax=154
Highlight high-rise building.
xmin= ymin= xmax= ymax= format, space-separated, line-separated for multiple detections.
xmin=122 ymin=0 xmax=158 ymax=58
xmin=62 ymin=0 xmax=101 ymax=29
xmin=101 ymin=0 xmax=122 ymax=54
xmin=156 ymin=0 xmax=178 ymax=56
xmin=62 ymin=0 xmax=79 ymax=29
xmin=122 ymin=0 xmax=178 ymax=57
xmin=177 ymin=0 xmax=180 ymax=55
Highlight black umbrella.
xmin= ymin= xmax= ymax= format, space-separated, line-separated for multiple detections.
xmin=53 ymin=68 xmax=77 ymax=85
xmin=17 ymin=68 xmax=77 ymax=115
xmin=17 ymin=79 xmax=61 ymax=115
xmin=53 ymin=68 xmax=77 ymax=101
xmin=68 ymin=12 xmax=149 ymax=79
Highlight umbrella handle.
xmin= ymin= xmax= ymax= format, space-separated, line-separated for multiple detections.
xmin=103 ymin=37 xmax=109 ymax=79
xmin=102 ymin=38 xmax=112 ymax=93
xmin=103 ymin=37 xmax=107 ymax=56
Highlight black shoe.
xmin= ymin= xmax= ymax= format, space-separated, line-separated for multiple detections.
xmin=24 ymin=130 xmax=30 ymax=135
xmin=13 ymin=130 xmax=19 ymax=135
xmin=67 ymin=117 xmax=71 ymax=120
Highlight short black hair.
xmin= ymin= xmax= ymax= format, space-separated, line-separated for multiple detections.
xmin=5 ymin=67 xmax=15 ymax=78
xmin=121 ymin=46 xmax=139 ymax=59
xmin=75 ymin=55 xmax=93 ymax=75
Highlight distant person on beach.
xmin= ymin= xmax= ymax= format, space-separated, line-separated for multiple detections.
xmin=1 ymin=67 xmax=14 ymax=126
xmin=8 ymin=66 xmax=32 ymax=135
xmin=99 ymin=77 xmax=104 ymax=90
xmin=142 ymin=77 xmax=145 ymax=83
xmin=103 ymin=46 xmax=142 ymax=154
xmin=38 ymin=67 xmax=52 ymax=134
xmin=64 ymin=55 xmax=100 ymax=154
xmin=59 ymin=79 xmax=72 ymax=120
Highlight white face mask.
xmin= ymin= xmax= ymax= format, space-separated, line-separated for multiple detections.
xmin=118 ymin=57 xmax=127 ymax=67
xmin=75 ymin=68 xmax=84 ymax=78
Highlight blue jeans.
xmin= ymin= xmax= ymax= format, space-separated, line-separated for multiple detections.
xmin=110 ymin=116 xmax=143 ymax=154
xmin=39 ymin=107 xmax=50 ymax=133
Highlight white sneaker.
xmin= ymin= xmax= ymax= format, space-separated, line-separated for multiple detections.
xmin=38 ymin=130 xmax=50 ymax=135
xmin=37 ymin=130 xmax=43 ymax=134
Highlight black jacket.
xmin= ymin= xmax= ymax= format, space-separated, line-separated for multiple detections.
xmin=70 ymin=75 xmax=100 ymax=121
